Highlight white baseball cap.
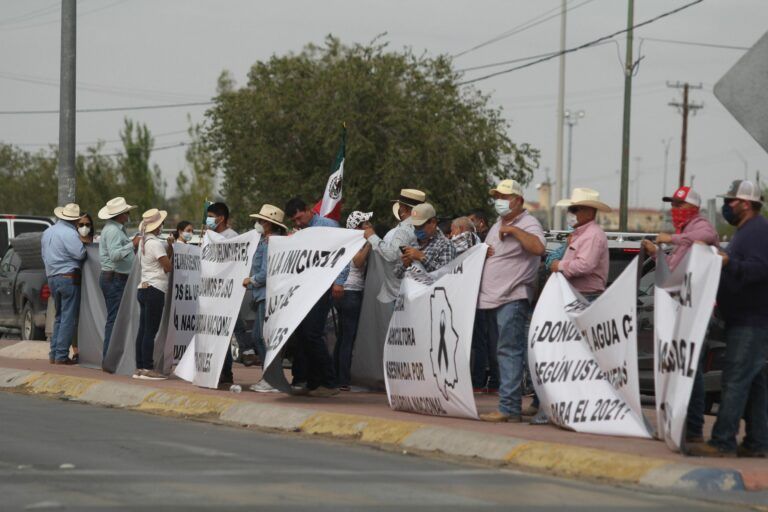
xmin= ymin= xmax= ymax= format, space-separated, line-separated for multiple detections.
xmin=663 ymin=186 xmax=701 ymax=207
xmin=718 ymin=180 xmax=763 ymax=204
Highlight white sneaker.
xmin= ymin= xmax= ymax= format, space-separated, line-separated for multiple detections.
xmin=139 ymin=370 xmax=168 ymax=381
xmin=132 ymin=369 xmax=146 ymax=379
xmin=249 ymin=380 xmax=279 ymax=393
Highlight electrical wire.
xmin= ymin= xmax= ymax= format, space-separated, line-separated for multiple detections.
xmin=0 ymin=101 xmax=214 ymax=115
xmin=457 ymin=0 xmax=704 ymax=86
xmin=640 ymin=37 xmax=749 ymax=51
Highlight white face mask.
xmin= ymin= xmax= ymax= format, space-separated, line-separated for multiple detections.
xmin=253 ymin=223 xmax=265 ymax=235
xmin=493 ymin=198 xmax=511 ymax=217
xmin=566 ymin=212 xmax=578 ymax=229
xmin=78 ymin=226 xmax=91 ymax=237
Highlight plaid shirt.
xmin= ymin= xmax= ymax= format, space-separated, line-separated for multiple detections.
xmin=395 ymin=229 xmax=456 ymax=280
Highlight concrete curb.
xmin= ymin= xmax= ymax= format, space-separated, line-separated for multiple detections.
xmin=0 ymin=367 xmax=747 ymax=493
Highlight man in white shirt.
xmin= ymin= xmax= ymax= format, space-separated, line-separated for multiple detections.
xmin=363 ymin=188 xmax=426 ymax=305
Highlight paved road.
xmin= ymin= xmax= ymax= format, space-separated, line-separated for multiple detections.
xmin=0 ymin=393 xmax=748 ymax=511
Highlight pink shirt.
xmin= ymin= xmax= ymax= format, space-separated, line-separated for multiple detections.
xmin=667 ymin=215 xmax=719 ymax=271
xmin=478 ymin=210 xmax=545 ymax=309
xmin=558 ymin=220 xmax=608 ymax=294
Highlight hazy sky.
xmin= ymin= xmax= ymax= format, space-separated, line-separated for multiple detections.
xmin=2 ymin=0 xmax=766 ymax=209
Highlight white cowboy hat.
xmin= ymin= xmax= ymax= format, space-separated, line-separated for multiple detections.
xmin=139 ymin=208 xmax=168 ymax=233
xmin=249 ymin=204 xmax=288 ymax=231
xmin=556 ymin=187 xmax=612 ymax=212
xmin=98 ymin=196 xmax=137 ymax=220
xmin=53 ymin=203 xmax=82 ymax=221
xmin=390 ymin=188 xmax=426 ymax=221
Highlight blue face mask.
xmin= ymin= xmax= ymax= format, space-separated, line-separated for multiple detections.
xmin=721 ymin=202 xmax=739 ymax=226
xmin=414 ymin=227 xmax=428 ymax=241
xmin=205 ymin=217 xmax=218 ymax=229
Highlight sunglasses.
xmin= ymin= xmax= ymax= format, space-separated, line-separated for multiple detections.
xmin=567 ymin=206 xmax=583 ymax=214
xmin=77 ymin=223 xmax=92 ymax=227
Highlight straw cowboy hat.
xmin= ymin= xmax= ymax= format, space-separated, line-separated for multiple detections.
xmin=98 ymin=196 xmax=137 ymax=220
xmin=249 ymin=204 xmax=288 ymax=231
xmin=390 ymin=188 xmax=426 ymax=221
xmin=53 ymin=203 xmax=82 ymax=221
xmin=139 ymin=208 xmax=168 ymax=233
xmin=556 ymin=187 xmax=612 ymax=212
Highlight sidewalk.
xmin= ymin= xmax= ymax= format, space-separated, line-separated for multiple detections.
xmin=0 ymin=340 xmax=765 ymax=493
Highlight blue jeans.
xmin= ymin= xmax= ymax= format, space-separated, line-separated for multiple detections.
xmin=99 ymin=272 xmax=127 ymax=359
xmin=135 ymin=286 xmax=165 ymax=370
xmin=250 ymin=299 xmax=267 ymax=363
xmin=710 ymin=326 xmax=768 ymax=453
xmin=334 ymin=290 xmax=363 ymax=387
xmin=48 ymin=275 xmax=81 ymax=361
xmin=297 ymin=290 xmax=336 ymax=389
xmin=486 ymin=299 xmax=531 ymax=416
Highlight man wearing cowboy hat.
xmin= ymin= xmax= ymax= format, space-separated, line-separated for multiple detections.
xmin=241 ymin=205 xmax=287 ymax=373
xmin=478 ymin=179 xmax=545 ymax=423
xmin=550 ymin=187 xmax=611 ymax=300
xmin=363 ymin=188 xmax=426 ymax=304
xmin=98 ymin=197 xmax=139 ymax=359
xmin=41 ymin=203 xmax=87 ymax=364
xmin=690 ymin=180 xmax=768 ymax=458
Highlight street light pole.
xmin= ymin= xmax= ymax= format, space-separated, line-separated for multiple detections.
xmin=661 ymin=137 xmax=672 ymax=207
xmin=564 ymin=109 xmax=585 ymax=195
xmin=619 ymin=0 xmax=635 ymax=232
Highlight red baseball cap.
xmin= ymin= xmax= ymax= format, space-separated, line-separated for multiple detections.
xmin=662 ymin=186 xmax=701 ymax=207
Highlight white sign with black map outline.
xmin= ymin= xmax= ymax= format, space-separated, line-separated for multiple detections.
xmin=384 ymin=244 xmax=487 ymax=419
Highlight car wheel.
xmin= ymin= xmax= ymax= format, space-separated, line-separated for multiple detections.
xmin=20 ymin=302 xmax=44 ymax=341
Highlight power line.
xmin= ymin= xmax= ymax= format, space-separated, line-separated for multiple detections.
xmin=641 ymin=37 xmax=749 ymax=51
xmin=0 ymin=101 xmax=214 ymax=115
xmin=453 ymin=0 xmax=598 ymax=58
xmin=1 ymin=0 xmax=125 ymax=31
xmin=457 ymin=0 xmax=704 ymax=86
xmin=89 ymin=141 xmax=190 ymax=159
xmin=0 ymin=2 xmax=60 ymax=27
xmin=456 ymin=40 xmax=613 ymax=73
xmin=7 ymin=129 xmax=191 ymax=148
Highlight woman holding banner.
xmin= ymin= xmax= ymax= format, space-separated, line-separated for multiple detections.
xmin=133 ymin=208 xmax=172 ymax=381
xmin=243 ymin=205 xmax=287 ymax=392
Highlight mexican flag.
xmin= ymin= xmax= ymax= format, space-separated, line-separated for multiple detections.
xmin=312 ymin=126 xmax=346 ymax=222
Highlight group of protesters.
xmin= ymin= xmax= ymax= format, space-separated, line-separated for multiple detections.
xmin=40 ymin=174 xmax=768 ymax=458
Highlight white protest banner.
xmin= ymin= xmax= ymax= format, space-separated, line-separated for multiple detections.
xmin=175 ymin=230 xmax=259 ymax=388
xmin=262 ymin=227 xmax=365 ymax=389
xmin=165 ymin=243 xmax=201 ymax=364
xmin=528 ymin=258 xmax=652 ymax=438
xmin=654 ymin=244 xmax=721 ymax=452
xmin=383 ymin=244 xmax=486 ymax=419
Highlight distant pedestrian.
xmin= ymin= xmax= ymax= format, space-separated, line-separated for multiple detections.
xmin=244 ymin=205 xmax=287 ymax=393
xmin=98 ymin=197 xmax=139 ymax=361
xmin=334 ymin=211 xmax=373 ymax=391
xmin=395 ymin=203 xmax=456 ymax=284
xmin=689 ymin=180 xmax=768 ymax=458
xmin=77 ymin=212 xmax=94 ymax=244
xmin=478 ymin=180 xmax=545 ymax=423
xmin=449 ymin=216 xmax=481 ymax=255
xmin=133 ymin=208 xmax=172 ymax=380
xmin=467 ymin=209 xmax=490 ymax=242
xmin=41 ymin=203 xmax=86 ymax=365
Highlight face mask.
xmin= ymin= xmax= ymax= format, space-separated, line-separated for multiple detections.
xmin=78 ymin=226 xmax=91 ymax=237
xmin=253 ymin=223 xmax=265 ymax=235
xmin=671 ymin=206 xmax=699 ymax=231
xmin=414 ymin=227 xmax=428 ymax=241
xmin=181 ymin=232 xmax=193 ymax=242
xmin=205 ymin=217 xmax=218 ymax=229
xmin=566 ymin=213 xmax=578 ymax=229
xmin=721 ymin=202 xmax=740 ymax=226
xmin=494 ymin=198 xmax=511 ymax=217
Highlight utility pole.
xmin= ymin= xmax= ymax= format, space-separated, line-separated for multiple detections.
xmin=564 ymin=109 xmax=585 ymax=195
xmin=57 ymin=0 xmax=77 ymax=205
xmin=618 ymin=0 xmax=634 ymax=232
xmin=667 ymin=82 xmax=703 ymax=187
xmin=554 ymin=0 xmax=567 ymax=230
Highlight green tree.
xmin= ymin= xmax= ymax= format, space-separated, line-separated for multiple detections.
xmin=116 ymin=118 xmax=165 ymax=214
xmin=175 ymin=117 xmax=218 ymax=226
xmin=204 ymin=36 xmax=539 ymax=230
